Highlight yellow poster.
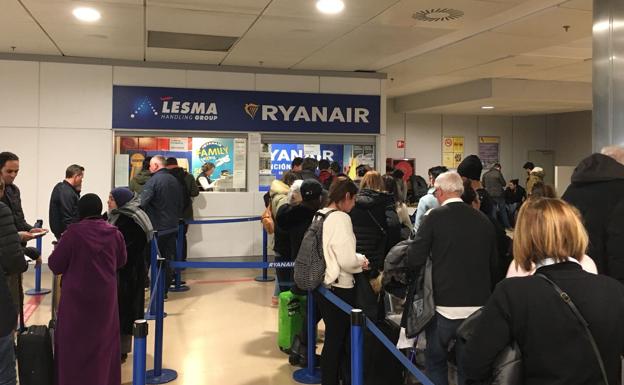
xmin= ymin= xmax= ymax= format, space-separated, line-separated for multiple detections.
xmin=442 ymin=136 xmax=464 ymax=168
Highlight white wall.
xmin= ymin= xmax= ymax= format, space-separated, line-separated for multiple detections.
xmin=386 ymin=100 xmax=593 ymax=184
xmin=0 ymin=59 xmax=383 ymax=259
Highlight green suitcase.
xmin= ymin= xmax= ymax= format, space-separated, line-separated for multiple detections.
xmin=278 ymin=290 xmax=307 ymax=352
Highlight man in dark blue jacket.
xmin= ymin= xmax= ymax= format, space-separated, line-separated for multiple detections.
xmin=49 ymin=164 xmax=84 ymax=239
xmin=0 ymin=178 xmax=29 ymax=385
xmin=140 ymin=155 xmax=183 ymax=293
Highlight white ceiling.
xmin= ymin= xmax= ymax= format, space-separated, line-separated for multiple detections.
xmin=0 ymin=0 xmax=595 ymax=115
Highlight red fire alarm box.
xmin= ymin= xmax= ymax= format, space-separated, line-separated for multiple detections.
xmin=396 ymin=140 xmax=405 ymax=149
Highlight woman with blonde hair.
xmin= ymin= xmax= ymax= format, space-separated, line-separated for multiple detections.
xmin=464 ymin=198 xmax=624 ymax=385
xmin=349 ymin=171 xmax=401 ymax=278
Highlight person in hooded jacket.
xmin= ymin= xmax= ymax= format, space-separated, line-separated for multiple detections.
xmin=526 ymin=166 xmax=545 ymax=196
xmin=458 ymin=155 xmax=496 ymax=222
xmin=269 ymin=171 xmax=300 ymax=301
xmin=106 ymin=187 xmax=153 ymax=362
xmin=0 ymin=178 xmax=28 ymax=385
xmin=562 ymin=147 xmax=624 ymax=281
xmin=129 ymin=156 xmax=152 ymax=194
xmin=349 ymin=171 xmax=401 ymax=278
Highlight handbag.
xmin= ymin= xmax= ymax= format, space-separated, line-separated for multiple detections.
xmin=456 ymin=308 xmax=522 ymax=385
xmin=353 ymin=272 xmax=379 ymax=320
xmin=404 ymin=258 xmax=434 ymax=338
xmin=535 ymin=273 xmax=609 ymax=385
xmin=261 ymin=203 xmax=274 ymax=234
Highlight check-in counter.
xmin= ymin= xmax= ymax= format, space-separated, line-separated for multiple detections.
xmin=188 ymin=191 xmax=267 ymax=258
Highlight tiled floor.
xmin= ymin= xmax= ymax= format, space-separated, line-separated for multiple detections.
xmin=22 ymin=265 xmax=308 ymax=385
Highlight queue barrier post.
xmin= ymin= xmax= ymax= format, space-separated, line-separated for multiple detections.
xmin=350 ymin=309 xmax=364 ymax=385
xmin=293 ymin=290 xmax=321 ymax=384
xmin=254 ymin=229 xmax=275 ymax=282
xmin=25 ymin=219 xmax=51 ymax=296
xmin=146 ymin=258 xmax=177 ymax=384
xmin=169 ymin=220 xmax=189 ymax=293
xmin=132 ymin=320 xmax=149 ymax=385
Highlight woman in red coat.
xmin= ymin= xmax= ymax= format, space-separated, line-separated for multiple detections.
xmin=49 ymin=193 xmax=127 ymax=385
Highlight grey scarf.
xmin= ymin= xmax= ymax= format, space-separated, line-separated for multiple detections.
xmin=108 ymin=197 xmax=154 ymax=240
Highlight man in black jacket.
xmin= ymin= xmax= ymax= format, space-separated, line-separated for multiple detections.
xmin=140 ymin=155 xmax=183 ymax=293
xmin=408 ymin=171 xmax=497 ymax=385
xmin=165 ymin=157 xmax=199 ymax=262
xmin=49 ymin=164 xmax=84 ymax=239
xmin=0 ymin=152 xmax=47 ymax=242
xmin=0 ymin=178 xmax=29 ymax=385
xmin=562 ymin=146 xmax=624 ymax=282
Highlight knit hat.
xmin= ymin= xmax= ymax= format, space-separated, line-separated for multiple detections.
xmin=111 ymin=187 xmax=135 ymax=208
xmin=457 ymin=155 xmax=483 ymax=181
xmin=300 ymin=179 xmax=323 ymax=201
xmin=78 ymin=193 xmax=103 ymax=219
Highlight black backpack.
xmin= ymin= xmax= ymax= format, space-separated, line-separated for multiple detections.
xmin=294 ymin=209 xmax=337 ymax=290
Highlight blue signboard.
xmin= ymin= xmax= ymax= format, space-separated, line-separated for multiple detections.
xmin=113 ymin=86 xmax=380 ymax=134
xmin=270 ymin=143 xmax=344 ymax=179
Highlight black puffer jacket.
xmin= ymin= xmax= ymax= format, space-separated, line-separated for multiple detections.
xmin=350 ymin=189 xmax=401 ymax=274
xmin=562 ymin=153 xmax=624 ymax=281
xmin=276 ymin=202 xmax=318 ymax=258
xmin=0 ymin=201 xmax=28 ymax=337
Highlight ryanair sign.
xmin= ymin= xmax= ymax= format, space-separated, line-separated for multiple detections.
xmin=113 ymin=86 xmax=379 ymax=134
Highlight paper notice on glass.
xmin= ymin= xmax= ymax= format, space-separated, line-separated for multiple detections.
xmin=114 ymin=154 xmax=130 ymax=187
xmin=169 ymin=138 xmax=188 ymax=151
xmin=233 ymin=138 xmax=247 ymax=188
xmin=248 ymin=133 xmax=262 ymax=153
xmin=304 ymin=144 xmax=321 ymax=158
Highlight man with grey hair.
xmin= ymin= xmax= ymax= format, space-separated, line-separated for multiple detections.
xmin=49 ymin=164 xmax=84 ymax=239
xmin=563 ymin=146 xmax=624 ymax=282
xmin=408 ymin=171 xmax=498 ymax=385
xmin=140 ymin=155 xmax=183 ymax=294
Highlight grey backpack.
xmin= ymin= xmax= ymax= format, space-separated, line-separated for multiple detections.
xmin=294 ymin=209 xmax=337 ymax=290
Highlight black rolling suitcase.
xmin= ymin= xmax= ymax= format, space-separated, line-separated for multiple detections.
xmin=16 ymin=274 xmax=54 ymax=385
xmin=16 ymin=325 xmax=54 ymax=385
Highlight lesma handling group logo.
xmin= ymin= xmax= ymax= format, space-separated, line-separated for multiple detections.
xmin=242 ymin=102 xmax=370 ymax=124
xmin=130 ymin=96 xmax=218 ymax=121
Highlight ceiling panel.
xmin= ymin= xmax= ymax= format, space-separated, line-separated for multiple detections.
xmin=146 ymin=0 xmax=270 ymax=14
xmin=146 ymin=47 xmax=226 ymax=64
xmin=370 ymin=0 xmax=524 ymax=30
xmin=515 ymin=59 xmax=591 ymax=81
xmin=294 ymin=24 xmax=449 ymax=71
xmin=22 ymin=0 xmax=143 ymax=59
xmin=385 ymin=75 xmax=471 ymax=97
xmin=222 ymin=15 xmax=357 ymax=68
xmin=560 ymin=0 xmax=592 ymax=11
xmin=493 ymin=6 xmax=592 ymax=39
xmin=447 ymin=55 xmax=582 ymax=78
xmin=146 ymin=5 xmax=256 ymax=37
xmin=0 ymin=0 xmax=59 ymax=55
xmin=414 ymin=98 xmax=591 ymax=115
xmin=265 ymin=0 xmax=401 ymax=24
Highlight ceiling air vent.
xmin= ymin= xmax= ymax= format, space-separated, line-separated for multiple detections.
xmin=147 ymin=31 xmax=238 ymax=52
xmin=412 ymin=8 xmax=464 ymax=22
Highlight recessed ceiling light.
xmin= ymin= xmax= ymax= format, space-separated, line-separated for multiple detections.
xmin=481 ymin=106 xmax=495 ymax=110
xmin=73 ymin=7 xmax=101 ymax=22
xmin=316 ymin=0 xmax=345 ymax=14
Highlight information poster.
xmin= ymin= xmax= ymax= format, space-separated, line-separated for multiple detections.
xmin=478 ymin=136 xmax=500 ymax=169
xmin=442 ymin=136 xmax=464 ymax=168
xmin=192 ymin=138 xmax=236 ymax=178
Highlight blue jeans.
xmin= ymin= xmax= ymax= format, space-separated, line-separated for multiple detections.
xmin=0 ymin=334 xmax=16 ymax=385
xmin=425 ymin=313 xmax=466 ymax=385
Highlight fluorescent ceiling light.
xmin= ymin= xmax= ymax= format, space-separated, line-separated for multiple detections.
xmin=73 ymin=7 xmax=101 ymax=22
xmin=316 ymin=0 xmax=345 ymax=14
xmin=481 ymin=106 xmax=495 ymax=110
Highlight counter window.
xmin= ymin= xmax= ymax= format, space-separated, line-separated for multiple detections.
xmin=259 ymin=143 xmax=375 ymax=190
xmin=114 ymin=135 xmax=247 ymax=192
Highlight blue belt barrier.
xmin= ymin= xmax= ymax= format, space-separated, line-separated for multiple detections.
xmin=317 ymin=287 xmax=434 ymax=385
xmin=186 ymin=216 xmax=261 ymax=225
xmin=169 ymin=261 xmax=295 ymax=269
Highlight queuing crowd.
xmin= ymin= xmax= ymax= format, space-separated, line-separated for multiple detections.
xmin=269 ymin=147 xmax=624 ymax=385
xmin=1 ymin=144 xmax=624 ymax=385
xmin=0 ymin=153 xmax=199 ymax=385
